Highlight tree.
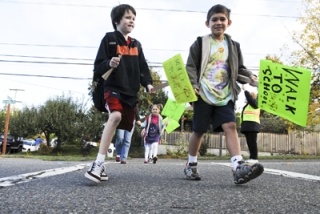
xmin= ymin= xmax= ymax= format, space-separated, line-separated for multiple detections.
xmin=289 ymin=0 xmax=320 ymax=130
xmin=291 ymin=0 xmax=320 ymax=73
xmin=290 ymin=0 xmax=320 ymax=103
xmin=0 ymin=108 xmax=6 ymax=133
xmin=9 ymin=106 xmax=39 ymax=138
xmin=37 ymin=95 xmax=80 ymax=149
xmin=138 ymin=68 xmax=169 ymax=116
xmin=78 ymin=106 xmax=106 ymax=142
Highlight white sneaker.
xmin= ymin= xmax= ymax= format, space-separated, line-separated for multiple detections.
xmin=245 ymin=159 xmax=259 ymax=164
xmin=100 ymin=165 xmax=109 ymax=181
xmin=85 ymin=161 xmax=103 ymax=183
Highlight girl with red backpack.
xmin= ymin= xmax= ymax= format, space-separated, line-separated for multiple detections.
xmin=141 ymin=104 xmax=165 ymax=164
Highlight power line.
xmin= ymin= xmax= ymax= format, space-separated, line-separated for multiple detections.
xmin=0 ymin=42 xmax=96 ymax=49
xmin=0 ymin=47 xmax=273 ymax=59
xmin=0 ymin=54 xmax=92 ymax=61
xmin=0 ymin=1 xmax=301 ymax=19
xmin=0 ymin=42 xmax=258 ymax=55
xmin=0 ymin=59 xmax=92 ymax=65
xmin=0 ymin=59 xmax=260 ymax=70
xmin=1 ymin=76 xmax=87 ymax=95
xmin=0 ymin=72 xmax=91 ymax=80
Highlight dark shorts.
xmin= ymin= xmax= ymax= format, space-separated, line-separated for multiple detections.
xmin=192 ymin=97 xmax=236 ymax=133
xmin=104 ymin=91 xmax=135 ymax=131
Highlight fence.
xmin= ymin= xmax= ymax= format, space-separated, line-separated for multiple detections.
xmin=163 ymin=131 xmax=320 ymax=156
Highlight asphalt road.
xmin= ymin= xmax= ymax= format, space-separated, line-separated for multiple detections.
xmin=0 ymin=158 xmax=320 ymax=214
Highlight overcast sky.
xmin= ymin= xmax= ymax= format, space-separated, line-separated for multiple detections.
xmin=0 ymin=0 xmax=305 ymax=111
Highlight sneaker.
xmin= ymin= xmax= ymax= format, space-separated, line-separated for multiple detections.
xmin=100 ymin=164 xmax=109 ymax=181
xmin=245 ymin=159 xmax=259 ymax=165
xmin=233 ymin=161 xmax=264 ymax=185
xmin=153 ymin=156 xmax=158 ymax=164
xmin=116 ymin=156 xmax=120 ymax=162
xmin=85 ymin=161 xmax=103 ymax=183
xmin=144 ymin=160 xmax=148 ymax=164
xmin=120 ymin=160 xmax=126 ymax=164
xmin=148 ymin=158 xmax=153 ymax=164
xmin=184 ymin=162 xmax=201 ymax=180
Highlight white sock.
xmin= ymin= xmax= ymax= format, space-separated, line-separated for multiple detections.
xmin=188 ymin=155 xmax=197 ymax=163
xmin=96 ymin=153 xmax=105 ymax=164
xmin=231 ymin=155 xmax=243 ymax=171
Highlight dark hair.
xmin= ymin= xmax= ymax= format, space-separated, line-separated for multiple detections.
xmin=206 ymin=4 xmax=231 ymax=22
xmin=110 ymin=4 xmax=136 ymax=30
xmin=149 ymin=103 xmax=163 ymax=111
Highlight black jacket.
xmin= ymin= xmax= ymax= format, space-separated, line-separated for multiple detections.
xmin=93 ymin=31 xmax=153 ymax=107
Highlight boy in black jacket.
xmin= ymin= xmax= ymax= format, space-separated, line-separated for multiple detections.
xmin=85 ymin=4 xmax=154 ymax=183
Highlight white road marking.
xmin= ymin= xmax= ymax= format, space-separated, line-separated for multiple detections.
xmin=1 ymin=161 xmax=320 ymax=188
xmin=212 ymin=162 xmax=320 ymax=182
xmin=0 ymin=164 xmax=87 ymax=187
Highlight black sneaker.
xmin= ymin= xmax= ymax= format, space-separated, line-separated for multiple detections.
xmin=153 ymin=156 xmax=158 ymax=164
xmin=184 ymin=162 xmax=201 ymax=180
xmin=233 ymin=161 xmax=264 ymax=185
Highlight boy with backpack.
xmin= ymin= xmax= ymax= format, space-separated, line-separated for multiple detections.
xmin=85 ymin=4 xmax=154 ymax=183
xmin=184 ymin=4 xmax=264 ymax=184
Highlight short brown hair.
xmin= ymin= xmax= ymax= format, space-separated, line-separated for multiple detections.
xmin=110 ymin=4 xmax=136 ymax=30
xmin=206 ymin=4 xmax=231 ymax=22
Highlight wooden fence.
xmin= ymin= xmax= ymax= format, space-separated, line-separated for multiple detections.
xmin=163 ymin=131 xmax=320 ymax=155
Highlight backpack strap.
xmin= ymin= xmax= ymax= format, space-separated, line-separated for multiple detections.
xmin=105 ymin=32 xmax=118 ymax=58
xmin=145 ymin=115 xmax=150 ymax=135
xmin=196 ymin=36 xmax=202 ymax=72
xmin=195 ymin=36 xmax=202 ymax=83
xmin=158 ymin=115 xmax=163 ymax=134
xmin=93 ymin=32 xmax=117 ymax=79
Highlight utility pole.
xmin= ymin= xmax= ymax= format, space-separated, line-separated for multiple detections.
xmin=9 ymin=88 xmax=24 ymax=112
xmin=1 ymin=97 xmax=15 ymax=155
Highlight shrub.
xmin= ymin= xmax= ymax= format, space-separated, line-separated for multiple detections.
xmin=38 ymin=144 xmax=53 ymax=155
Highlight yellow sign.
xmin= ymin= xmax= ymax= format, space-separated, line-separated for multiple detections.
xmin=163 ymin=117 xmax=180 ymax=134
xmin=162 ymin=54 xmax=197 ymax=103
xmin=258 ymin=60 xmax=311 ymax=127
xmin=161 ymin=98 xmax=185 ymax=121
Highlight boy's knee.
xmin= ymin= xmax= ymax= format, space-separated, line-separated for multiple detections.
xmin=222 ymin=122 xmax=237 ymax=131
xmin=109 ymin=111 xmax=122 ymax=123
xmin=191 ymin=132 xmax=205 ymax=140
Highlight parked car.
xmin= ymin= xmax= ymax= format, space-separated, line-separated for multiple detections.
xmin=87 ymin=141 xmax=98 ymax=147
xmin=0 ymin=133 xmax=23 ymax=154
xmin=50 ymin=138 xmax=58 ymax=147
xmin=50 ymin=137 xmax=65 ymax=148
xmin=80 ymin=141 xmax=98 ymax=156
xmin=22 ymin=139 xmax=39 ymax=152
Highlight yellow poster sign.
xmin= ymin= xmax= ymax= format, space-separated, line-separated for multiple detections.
xmin=258 ymin=60 xmax=311 ymax=127
xmin=162 ymin=54 xmax=197 ymax=103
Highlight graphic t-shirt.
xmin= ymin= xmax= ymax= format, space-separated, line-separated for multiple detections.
xmin=200 ymin=36 xmax=233 ymax=106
